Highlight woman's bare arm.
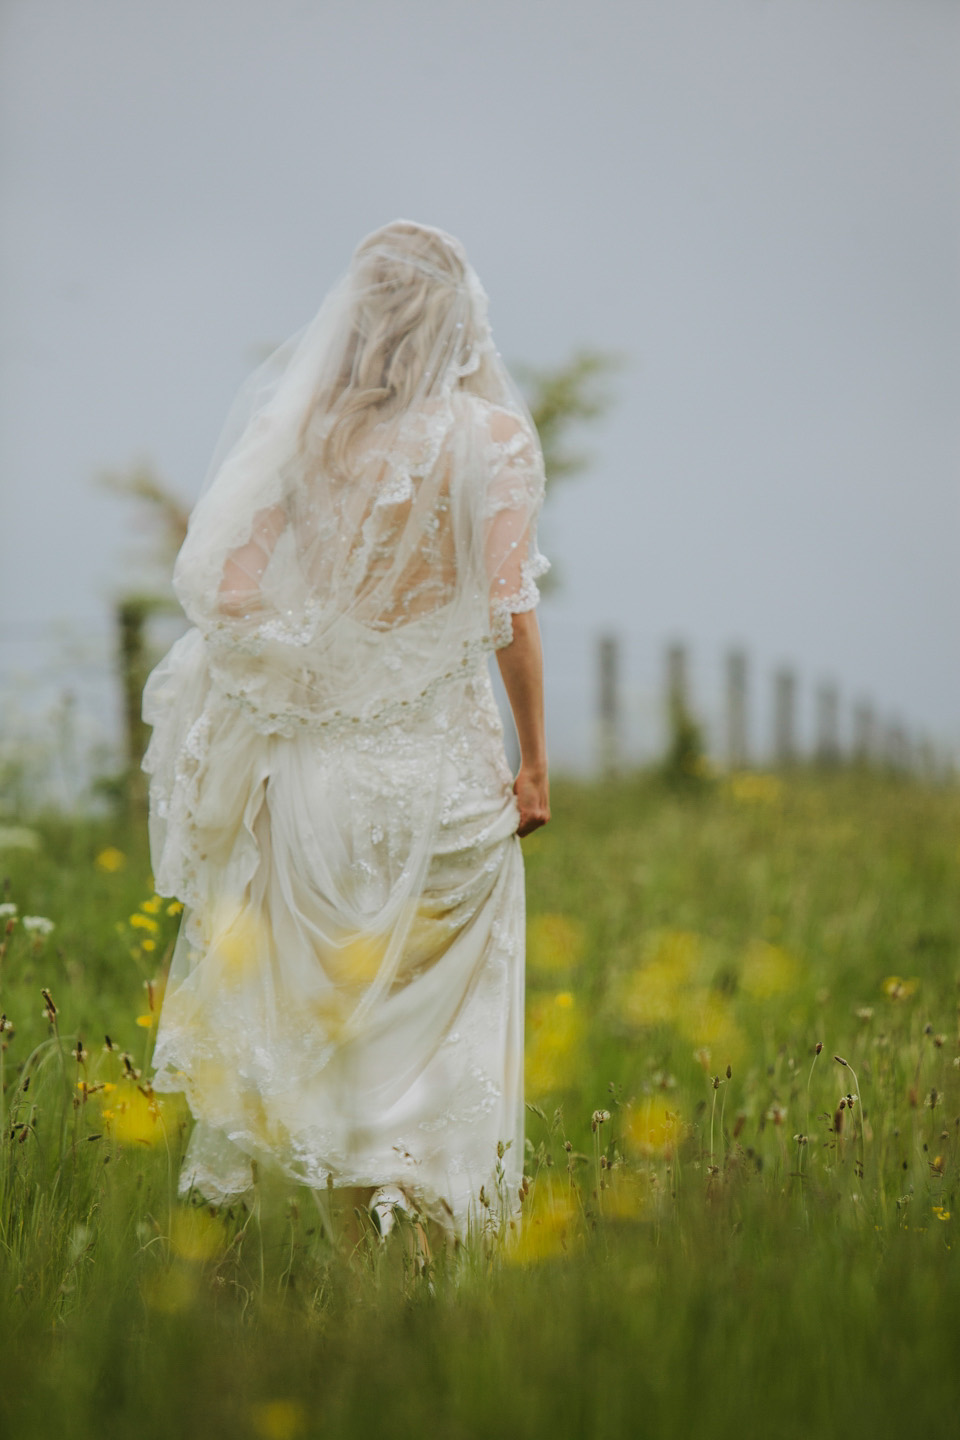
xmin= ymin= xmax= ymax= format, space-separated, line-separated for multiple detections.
xmin=495 ymin=608 xmax=550 ymax=837
xmin=217 ymin=504 xmax=287 ymax=616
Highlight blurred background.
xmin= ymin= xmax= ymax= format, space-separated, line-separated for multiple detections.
xmin=1 ymin=0 xmax=957 ymax=812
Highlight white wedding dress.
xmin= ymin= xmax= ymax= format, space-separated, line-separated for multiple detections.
xmin=141 ymin=224 xmax=548 ymax=1237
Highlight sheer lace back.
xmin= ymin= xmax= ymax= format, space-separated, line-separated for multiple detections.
xmin=171 ymin=386 xmax=547 ymax=740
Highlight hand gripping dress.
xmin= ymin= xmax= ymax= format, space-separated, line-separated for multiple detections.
xmin=142 ymin=387 xmax=548 ymax=1237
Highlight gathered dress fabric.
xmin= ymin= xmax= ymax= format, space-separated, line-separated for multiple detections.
xmin=142 ymin=363 xmax=548 ymax=1237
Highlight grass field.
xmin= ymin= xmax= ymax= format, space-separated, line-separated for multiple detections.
xmin=0 ymin=766 xmax=958 ymax=1439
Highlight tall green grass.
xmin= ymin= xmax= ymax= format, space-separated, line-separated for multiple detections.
xmin=0 ymin=768 xmax=957 ymax=1439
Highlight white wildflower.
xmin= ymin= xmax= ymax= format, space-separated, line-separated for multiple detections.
xmin=0 ymin=903 xmax=17 ymax=918
xmin=22 ymin=915 xmax=55 ymax=936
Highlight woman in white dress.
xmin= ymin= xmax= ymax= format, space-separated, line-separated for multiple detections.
xmin=141 ymin=220 xmax=550 ymax=1241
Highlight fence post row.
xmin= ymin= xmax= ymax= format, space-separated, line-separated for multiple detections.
xmin=590 ymin=634 xmax=947 ymax=778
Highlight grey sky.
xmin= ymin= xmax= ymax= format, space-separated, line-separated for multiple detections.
xmin=2 ymin=0 xmax=958 ymax=772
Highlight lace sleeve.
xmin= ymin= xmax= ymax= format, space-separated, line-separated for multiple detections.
xmin=483 ymin=408 xmax=550 ymax=649
xmin=215 ymin=504 xmax=288 ymax=617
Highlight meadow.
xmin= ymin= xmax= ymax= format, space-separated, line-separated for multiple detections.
xmin=0 ymin=765 xmax=958 ymax=1439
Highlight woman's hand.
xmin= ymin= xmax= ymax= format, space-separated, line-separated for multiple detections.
xmin=514 ymin=763 xmax=550 ymax=837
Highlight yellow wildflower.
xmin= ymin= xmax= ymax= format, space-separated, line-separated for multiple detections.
xmin=166 ymin=901 xmax=184 ymax=916
xmin=106 ymin=1085 xmax=167 ymax=1146
xmin=334 ymin=931 xmax=386 ymax=985
xmin=203 ymin=901 xmax=269 ymax=984
xmin=141 ymin=939 xmax=156 ymax=952
xmin=136 ymin=1014 xmax=156 ymax=1028
xmin=130 ymin=913 xmax=159 ymax=933
xmin=624 ymin=1097 xmax=685 ymax=1157
xmin=141 ymin=1266 xmax=198 ymax=1314
xmin=183 ymin=1057 xmax=235 ymax=1111
xmin=740 ymin=939 xmax=798 ymax=999
xmin=307 ymin=990 xmax=351 ymax=1043
xmin=932 ymin=1206 xmax=951 ymax=1222
xmin=525 ymin=992 xmax=581 ymax=1095
xmin=676 ymin=987 xmax=745 ymax=1066
xmin=882 ymin=975 xmax=918 ymax=1000
xmin=96 ymin=847 xmax=126 ymax=873
xmin=168 ymin=1206 xmax=228 ymax=1262
xmin=503 ymin=1190 xmax=580 ymax=1266
xmin=620 ymin=929 xmax=701 ymax=1029
xmin=251 ymin=1400 xmax=307 ymax=1440
xmin=140 ymin=896 xmax=163 ymax=915
xmin=728 ymin=771 xmax=782 ymax=805
xmin=602 ymin=1172 xmax=652 ymax=1222
xmin=527 ymin=913 xmax=586 ymax=976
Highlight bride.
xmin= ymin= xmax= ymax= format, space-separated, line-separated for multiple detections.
xmin=141 ymin=220 xmax=550 ymax=1241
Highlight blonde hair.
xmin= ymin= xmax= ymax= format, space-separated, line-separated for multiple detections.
xmin=301 ymin=222 xmax=483 ymax=479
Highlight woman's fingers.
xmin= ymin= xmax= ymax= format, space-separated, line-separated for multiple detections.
xmin=514 ymin=773 xmax=550 ymax=837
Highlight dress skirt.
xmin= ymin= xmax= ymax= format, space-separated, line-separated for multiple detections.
xmin=145 ymin=627 xmax=525 ymax=1236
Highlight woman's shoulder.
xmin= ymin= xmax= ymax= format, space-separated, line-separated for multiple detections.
xmin=453 ymin=391 xmax=530 ymax=444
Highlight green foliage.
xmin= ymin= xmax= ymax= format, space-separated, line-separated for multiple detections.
xmin=0 ymin=769 xmax=959 ymax=1438
xmin=517 ymin=349 xmax=624 ymax=485
xmin=660 ymin=686 xmax=709 ymax=789
xmin=98 ymin=462 xmax=190 ymax=578
xmin=515 ymin=347 xmax=622 ymax=596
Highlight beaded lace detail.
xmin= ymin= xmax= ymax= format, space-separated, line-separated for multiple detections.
xmin=141 ymin=402 xmax=546 ymax=1234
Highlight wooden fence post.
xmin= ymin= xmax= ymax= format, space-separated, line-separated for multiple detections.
xmin=815 ymin=682 xmax=840 ymax=766
xmin=663 ymin=640 xmax=705 ymax=777
xmin=666 ymin=642 xmax=688 ymax=723
xmin=883 ymin=720 xmax=909 ymax=773
xmin=773 ymin=668 xmax=796 ymax=768
xmin=597 ymin=633 xmax=620 ymax=779
xmin=117 ymin=596 xmax=151 ymax=817
xmin=852 ymin=701 xmax=876 ymax=766
xmin=725 ymin=648 xmax=748 ymax=770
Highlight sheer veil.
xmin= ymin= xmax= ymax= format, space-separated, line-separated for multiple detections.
xmin=144 ymin=220 xmax=549 ymax=902
xmin=141 ymin=223 xmax=548 ymax=1222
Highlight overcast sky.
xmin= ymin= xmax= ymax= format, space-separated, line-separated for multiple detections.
xmin=1 ymin=0 xmax=958 ymax=773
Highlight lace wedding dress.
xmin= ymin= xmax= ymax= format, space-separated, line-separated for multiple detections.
xmin=141 ymin=223 xmax=548 ymax=1236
